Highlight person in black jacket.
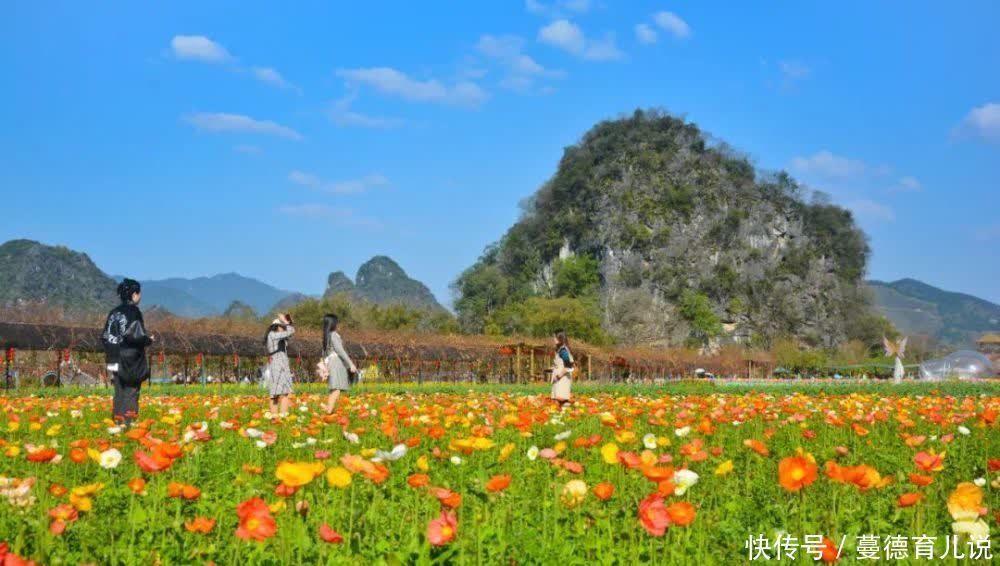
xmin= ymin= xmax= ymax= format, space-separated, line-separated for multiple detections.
xmin=101 ymin=278 xmax=154 ymax=426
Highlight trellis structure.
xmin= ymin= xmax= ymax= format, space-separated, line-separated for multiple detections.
xmin=0 ymin=321 xmax=774 ymax=386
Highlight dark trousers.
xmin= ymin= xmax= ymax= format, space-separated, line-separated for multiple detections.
xmin=112 ymin=373 xmax=141 ymax=425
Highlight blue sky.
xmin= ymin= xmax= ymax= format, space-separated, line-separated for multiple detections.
xmin=2 ymin=1 xmax=999 ymax=306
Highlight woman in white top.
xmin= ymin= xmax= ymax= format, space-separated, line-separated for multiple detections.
xmin=550 ymin=330 xmax=574 ymax=407
xmin=319 ymin=314 xmax=357 ymax=414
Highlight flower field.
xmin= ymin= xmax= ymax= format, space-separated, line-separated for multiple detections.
xmin=1 ymin=382 xmax=997 ymax=564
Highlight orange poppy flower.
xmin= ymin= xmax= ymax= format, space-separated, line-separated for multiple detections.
xmin=947 ymin=482 xmax=983 ymax=521
xmin=485 ymin=475 xmax=512 ymax=493
xmin=167 ymin=482 xmax=201 ymax=500
xmin=48 ymin=483 xmax=67 ymax=497
xmin=820 ymin=537 xmax=841 ymax=562
xmin=184 ymin=517 xmax=216 ymax=534
xmin=593 ymin=482 xmax=614 ymax=501
xmin=743 ymin=439 xmax=769 ymax=457
xmin=430 ymin=487 xmax=463 ymax=509
xmin=665 ymin=501 xmax=696 ymax=526
xmin=26 ymin=447 xmax=57 ymax=463
xmin=913 ymin=450 xmax=945 ymax=473
xmin=127 ymin=478 xmax=147 ymax=495
xmin=235 ymin=497 xmax=277 ymax=541
xmin=656 ymin=480 xmax=676 ymax=496
xmin=641 ymin=466 xmax=675 ymax=483
xmin=897 ymin=493 xmax=923 ymax=507
xmin=778 ymin=453 xmax=817 ymax=492
xmin=134 ymin=450 xmax=172 ymax=473
xmin=68 ymin=448 xmax=87 ymax=464
xmin=407 ymin=474 xmax=430 ymax=488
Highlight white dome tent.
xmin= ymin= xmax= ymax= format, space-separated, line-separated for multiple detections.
xmin=918 ymin=350 xmax=994 ymax=380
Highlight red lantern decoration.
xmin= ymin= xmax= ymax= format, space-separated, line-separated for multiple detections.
xmin=195 ymin=353 xmax=203 ymax=366
xmin=62 ymin=349 xmax=71 ymax=363
xmin=158 ymin=351 xmax=165 ymax=364
xmin=5 ymin=348 xmax=14 ymax=363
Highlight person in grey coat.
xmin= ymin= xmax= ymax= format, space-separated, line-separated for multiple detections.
xmin=264 ymin=313 xmax=295 ymax=416
xmin=320 ymin=313 xmax=357 ymax=414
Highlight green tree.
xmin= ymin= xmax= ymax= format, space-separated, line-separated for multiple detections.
xmin=678 ymin=291 xmax=722 ymax=345
xmin=552 ymin=256 xmax=601 ymax=298
xmin=485 ymin=297 xmax=610 ymax=345
xmin=453 ymin=264 xmax=511 ymax=333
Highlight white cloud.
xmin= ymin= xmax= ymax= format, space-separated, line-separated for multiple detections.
xmin=251 ymin=67 xmax=299 ymax=92
xmin=477 ymin=34 xmax=564 ymax=92
xmin=635 ymin=24 xmax=658 ymax=44
xmin=539 ymin=20 xmax=586 ymax=53
xmin=171 ymin=35 xmax=232 ymax=63
xmin=954 ymin=102 xmax=1000 ymax=143
xmin=277 ymin=204 xmax=381 ymax=228
xmin=847 ymin=199 xmax=895 ymax=221
xmin=184 ymin=112 xmax=303 ymax=140
xmin=584 ymin=34 xmax=624 ymax=61
xmin=790 ymin=150 xmax=867 ymax=178
xmin=538 ymin=20 xmax=623 ymax=61
xmin=336 ymin=67 xmax=488 ymax=107
xmin=327 ymin=95 xmax=404 ymax=128
xmin=288 ymin=170 xmax=388 ymax=194
xmin=653 ymin=12 xmax=691 ymax=39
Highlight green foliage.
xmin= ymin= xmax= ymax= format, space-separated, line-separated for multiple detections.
xmin=678 ymin=291 xmax=722 ymax=345
xmin=772 ymin=338 xmax=829 ymax=371
xmin=844 ymin=311 xmax=900 ymax=356
xmin=453 ymin=264 xmax=511 ymax=333
xmin=551 ymin=256 xmax=601 ymax=298
xmin=285 ymin=292 xmax=455 ymax=334
xmin=486 ymin=296 xmax=610 ymax=345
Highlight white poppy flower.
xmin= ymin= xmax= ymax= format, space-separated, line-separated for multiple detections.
xmin=99 ymin=448 xmax=122 ymax=469
xmin=672 ymin=469 xmax=700 ymax=496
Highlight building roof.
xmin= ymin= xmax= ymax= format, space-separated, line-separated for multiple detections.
xmin=977 ymin=333 xmax=1000 ymax=344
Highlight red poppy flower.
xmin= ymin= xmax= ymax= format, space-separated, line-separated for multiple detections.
xmin=638 ymin=493 xmax=671 ymax=536
xmin=427 ymin=511 xmax=458 ymax=546
xmin=319 ymin=524 xmax=344 ymax=544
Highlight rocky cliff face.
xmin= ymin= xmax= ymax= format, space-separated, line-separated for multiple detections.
xmin=455 ymin=110 xmax=874 ymax=348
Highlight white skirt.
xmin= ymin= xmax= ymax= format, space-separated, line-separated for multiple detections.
xmin=551 ymin=374 xmax=572 ymax=400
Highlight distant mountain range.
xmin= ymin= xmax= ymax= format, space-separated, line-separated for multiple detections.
xmin=867 ymin=278 xmax=1000 ymax=346
xmin=2 ymin=239 xmax=995 ymax=346
xmin=1 ymin=239 xmax=443 ymax=319
xmin=129 ymin=273 xmax=301 ymax=317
